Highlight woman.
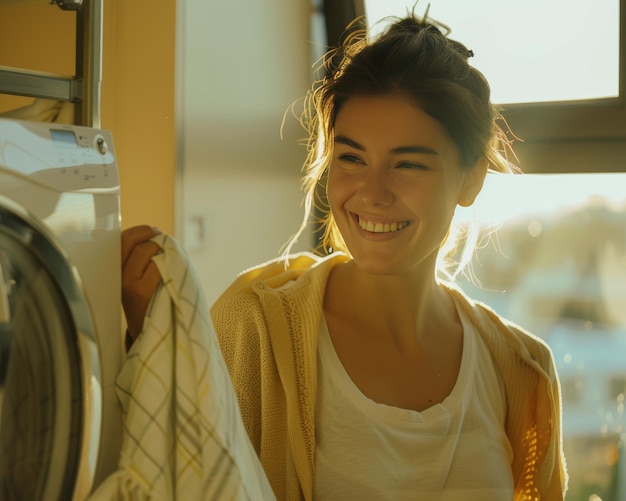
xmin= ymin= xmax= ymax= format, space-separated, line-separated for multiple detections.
xmin=123 ymin=13 xmax=568 ymax=500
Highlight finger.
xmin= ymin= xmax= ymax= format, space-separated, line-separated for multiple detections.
xmin=121 ymin=225 xmax=160 ymax=266
xmin=122 ymin=260 xmax=162 ymax=303
xmin=122 ymin=260 xmax=162 ymax=339
xmin=121 ymin=225 xmax=161 ymax=266
xmin=122 ymin=240 xmax=162 ymax=283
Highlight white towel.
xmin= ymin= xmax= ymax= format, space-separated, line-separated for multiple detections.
xmin=89 ymin=234 xmax=275 ymax=500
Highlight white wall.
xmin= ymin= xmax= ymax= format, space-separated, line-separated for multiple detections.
xmin=178 ymin=0 xmax=313 ymax=305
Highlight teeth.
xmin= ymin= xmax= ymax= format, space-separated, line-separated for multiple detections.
xmin=359 ymin=217 xmax=408 ymax=233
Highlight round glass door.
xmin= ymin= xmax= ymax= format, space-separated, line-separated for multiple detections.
xmin=0 ymin=200 xmax=101 ymax=500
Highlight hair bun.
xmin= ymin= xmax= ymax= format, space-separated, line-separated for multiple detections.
xmin=388 ymin=16 xmax=475 ymax=60
xmin=386 ymin=16 xmax=445 ymax=37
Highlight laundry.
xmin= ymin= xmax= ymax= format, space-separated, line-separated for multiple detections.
xmin=0 ymin=98 xmax=74 ymax=124
xmin=89 ymin=234 xmax=275 ymax=501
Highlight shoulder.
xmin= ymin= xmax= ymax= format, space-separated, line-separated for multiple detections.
xmin=210 ymin=251 xmax=349 ymax=369
xmin=445 ymin=283 xmax=556 ymax=371
xmin=211 ymin=251 xmax=349 ymax=315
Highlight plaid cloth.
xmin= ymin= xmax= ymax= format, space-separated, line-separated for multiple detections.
xmin=89 ymin=234 xmax=275 ymax=500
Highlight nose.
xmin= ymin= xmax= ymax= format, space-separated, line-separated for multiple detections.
xmin=358 ymin=167 xmax=394 ymax=206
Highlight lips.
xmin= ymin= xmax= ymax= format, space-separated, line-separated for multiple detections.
xmin=357 ymin=215 xmax=409 ymax=233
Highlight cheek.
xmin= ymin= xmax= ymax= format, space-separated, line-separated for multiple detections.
xmin=325 ymin=167 xmax=346 ymax=214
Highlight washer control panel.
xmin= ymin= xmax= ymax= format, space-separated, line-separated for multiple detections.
xmin=0 ymin=118 xmax=119 ymax=192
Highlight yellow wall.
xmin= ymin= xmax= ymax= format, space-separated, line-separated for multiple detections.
xmin=0 ymin=1 xmax=177 ymax=234
xmin=101 ymin=0 xmax=176 ymax=233
xmin=0 ymin=3 xmax=75 ymax=111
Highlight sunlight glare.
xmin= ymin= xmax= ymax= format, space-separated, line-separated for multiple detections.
xmin=364 ymin=0 xmax=620 ymax=104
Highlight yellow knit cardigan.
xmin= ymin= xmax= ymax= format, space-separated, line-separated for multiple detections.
xmin=210 ymin=252 xmax=568 ymax=500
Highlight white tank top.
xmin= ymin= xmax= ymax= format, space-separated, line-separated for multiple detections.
xmin=313 ymin=301 xmax=515 ymax=500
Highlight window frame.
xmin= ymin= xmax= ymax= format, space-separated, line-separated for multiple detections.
xmin=499 ymin=0 xmax=625 ymax=143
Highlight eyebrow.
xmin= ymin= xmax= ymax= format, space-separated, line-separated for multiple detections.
xmin=334 ymin=134 xmax=439 ymax=155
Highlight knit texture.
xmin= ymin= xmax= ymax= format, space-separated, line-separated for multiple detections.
xmin=211 ymin=252 xmax=568 ymax=501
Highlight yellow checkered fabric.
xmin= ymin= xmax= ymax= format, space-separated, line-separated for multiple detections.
xmin=89 ymin=234 xmax=275 ymax=500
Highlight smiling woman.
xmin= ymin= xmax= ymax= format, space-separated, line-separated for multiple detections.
xmin=211 ymin=12 xmax=567 ymax=499
xmin=326 ymin=94 xmax=485 ymax=278
xmin=287 ymin=12 xmax=517 ymax=279
xmin=121 ymin=10 xmax=568 ymax=501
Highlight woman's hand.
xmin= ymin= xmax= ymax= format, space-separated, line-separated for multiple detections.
xmin=121 ymin=225 xmax=163 ymax=340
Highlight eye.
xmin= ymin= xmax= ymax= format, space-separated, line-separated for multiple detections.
xmin=339 ymin=153 xmax=364 ymax=164
xmin=396 ymin=161 xmax=429 ymax=171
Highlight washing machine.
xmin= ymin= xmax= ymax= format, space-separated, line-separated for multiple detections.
xmin=0 ymin=118 xmax=123 ymax=500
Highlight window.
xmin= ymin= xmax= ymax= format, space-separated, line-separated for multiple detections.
xmin=453 ymin=172 xmax=626 ymax=500
xmin=362 ymin=0 xmax=626 ymax=173
xmin=364 ymin=0 xmax=620 ymax=105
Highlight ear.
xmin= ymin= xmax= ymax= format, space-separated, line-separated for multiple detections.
xmin=458 ymin=158 xmax=488 ymax=207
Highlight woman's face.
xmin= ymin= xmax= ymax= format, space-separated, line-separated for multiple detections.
xmin=327 ymin=93 xmax=484 ymax=276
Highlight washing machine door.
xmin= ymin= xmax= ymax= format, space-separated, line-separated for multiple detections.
xmin=0 ymin=198 xmax=101 ymax=501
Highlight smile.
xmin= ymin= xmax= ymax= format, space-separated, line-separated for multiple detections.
xmin=358 ymin=216 xmax=409 ymax=233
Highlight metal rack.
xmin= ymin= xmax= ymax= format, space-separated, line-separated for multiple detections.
xmin=0 ymin=0 xmax=102 ymax=127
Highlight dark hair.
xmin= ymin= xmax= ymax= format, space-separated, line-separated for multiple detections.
xmin=327 ymin=16 xmax=494 ymax=168
xmin=285 ymin=13 xmax=517 ymax=276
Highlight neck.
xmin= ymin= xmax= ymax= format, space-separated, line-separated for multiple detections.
xmin=324 ymin=260 xmax=457 ymax=349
